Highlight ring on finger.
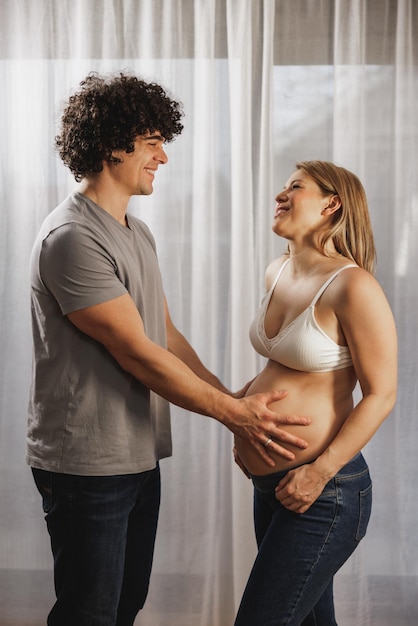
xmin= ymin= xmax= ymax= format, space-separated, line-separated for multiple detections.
xmin=264 ymin=437 xmax=273 ymax=448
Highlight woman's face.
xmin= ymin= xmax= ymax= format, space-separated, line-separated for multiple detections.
xmin=272 ymin=169 xmax=333 ymax=242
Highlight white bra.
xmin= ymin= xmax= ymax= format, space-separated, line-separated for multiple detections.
xmin=249 ymin=260 xmax=357 ymax=372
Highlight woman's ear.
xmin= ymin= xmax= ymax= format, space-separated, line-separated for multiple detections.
xmin=322 ymin=194 xmax=341 ymax=215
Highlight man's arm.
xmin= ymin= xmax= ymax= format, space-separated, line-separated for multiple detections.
xmin=164 ymin=298 xmax=232 ymax=393
xmin=68 ymin=293 xmax=310 ymax=465
xmin=164 ymin=299 xmax=256 ymax=398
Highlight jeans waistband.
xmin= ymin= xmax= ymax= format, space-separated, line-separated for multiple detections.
xmin=250 ymin=452 xmax=364 ymax=485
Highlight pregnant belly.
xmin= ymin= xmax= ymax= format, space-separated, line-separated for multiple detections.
xmin=235 ymin=361 xmax=355 ymax=475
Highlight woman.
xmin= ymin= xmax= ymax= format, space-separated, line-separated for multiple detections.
xmin=233 ymin=161 xmax=397 ymax=625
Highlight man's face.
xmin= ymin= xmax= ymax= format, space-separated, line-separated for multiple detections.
xmin=110 ymin=132 xmax=168 ymax=196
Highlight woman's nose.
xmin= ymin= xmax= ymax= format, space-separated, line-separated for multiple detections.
xmin=275 ymin=189 xmax=287 ymax=202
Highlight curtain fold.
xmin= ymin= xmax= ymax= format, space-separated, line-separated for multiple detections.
xmin=0 ymin=1 xmax=417 ymax=624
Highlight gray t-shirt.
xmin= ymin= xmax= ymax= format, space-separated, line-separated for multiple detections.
xmin=27 ymin=192 xmax=172 ymax=475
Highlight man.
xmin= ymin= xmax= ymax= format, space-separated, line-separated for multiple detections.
xmin=27 ymin=71 xmax=309 ymax=626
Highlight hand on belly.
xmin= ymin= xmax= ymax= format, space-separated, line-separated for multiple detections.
xmin=235 ymin=399 xmax=343 ymax=476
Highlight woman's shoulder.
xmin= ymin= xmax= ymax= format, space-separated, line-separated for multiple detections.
xmin=331 ymin=263 xmax=390 ymax=313
xmin=334 ymin=263 xmax=377 ymax=289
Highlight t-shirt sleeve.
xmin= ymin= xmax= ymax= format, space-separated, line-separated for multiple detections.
xmin=39 ymin=222 xmax=128 ymax=315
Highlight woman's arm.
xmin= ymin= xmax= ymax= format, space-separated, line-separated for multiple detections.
xmin=275 ymin=268 xmax=397 ymax=513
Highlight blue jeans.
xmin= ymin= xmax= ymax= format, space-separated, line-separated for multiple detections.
xmin=234 ymin=453 xmax=372 ymax=626
xmin=32 ymin=465 xmax=161 ymax=626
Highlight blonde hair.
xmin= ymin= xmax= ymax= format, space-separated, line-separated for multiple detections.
xmin=296 ymin=161 xmax=376 ymax=273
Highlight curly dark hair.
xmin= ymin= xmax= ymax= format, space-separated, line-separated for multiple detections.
xmin=55 ymin=71 xmax=184 ymax=181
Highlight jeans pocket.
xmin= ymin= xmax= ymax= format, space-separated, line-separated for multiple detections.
xmin=356 ymin=482 xmax=372 ymax=540
xmin=32 ymin=469 xmax=54 ymax=515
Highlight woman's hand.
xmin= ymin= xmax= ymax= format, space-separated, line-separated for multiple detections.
xmin=274 ymin=463 xmax=330 ymax=514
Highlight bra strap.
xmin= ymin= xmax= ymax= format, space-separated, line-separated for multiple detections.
xmin=310 ymin=265 xmax=357 ymax=305
xmin=270 ymin=258 xmax=291 ymax=292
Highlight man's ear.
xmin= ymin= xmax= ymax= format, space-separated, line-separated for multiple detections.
xmin=322 ymin=194 xmax=341 ymax=215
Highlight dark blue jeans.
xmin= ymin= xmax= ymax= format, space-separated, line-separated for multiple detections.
xmin=32 ymin=465 xmax=161 ymax=626
xmin=234 ymin=453 xmax=372 ymax=626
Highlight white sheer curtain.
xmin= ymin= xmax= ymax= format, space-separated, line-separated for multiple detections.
xmin=0 ymin=1 xmax=417 ymax=625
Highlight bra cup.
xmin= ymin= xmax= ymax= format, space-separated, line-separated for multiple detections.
xmin=249 ymin=263 xmax=357 ymax=372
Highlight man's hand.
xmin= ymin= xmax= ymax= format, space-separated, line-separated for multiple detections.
xmin=275 ymin=463 xmax=327 ymax=513
xmin=226 ymin=390 xmax=310 ymax=465
xmin=233 ymin=446 xmax=251 ymax=478
xmin=68 ymin=297 xmax=309 ymax=466
xmin=231 ymin=378 xmax=256 ymax=399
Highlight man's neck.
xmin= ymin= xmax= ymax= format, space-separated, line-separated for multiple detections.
xmin=78 ymin=178 xmax=130 ymax=226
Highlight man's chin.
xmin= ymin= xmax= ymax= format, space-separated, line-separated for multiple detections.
xmin=137 ymin=186 xmax=153 ymax=196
